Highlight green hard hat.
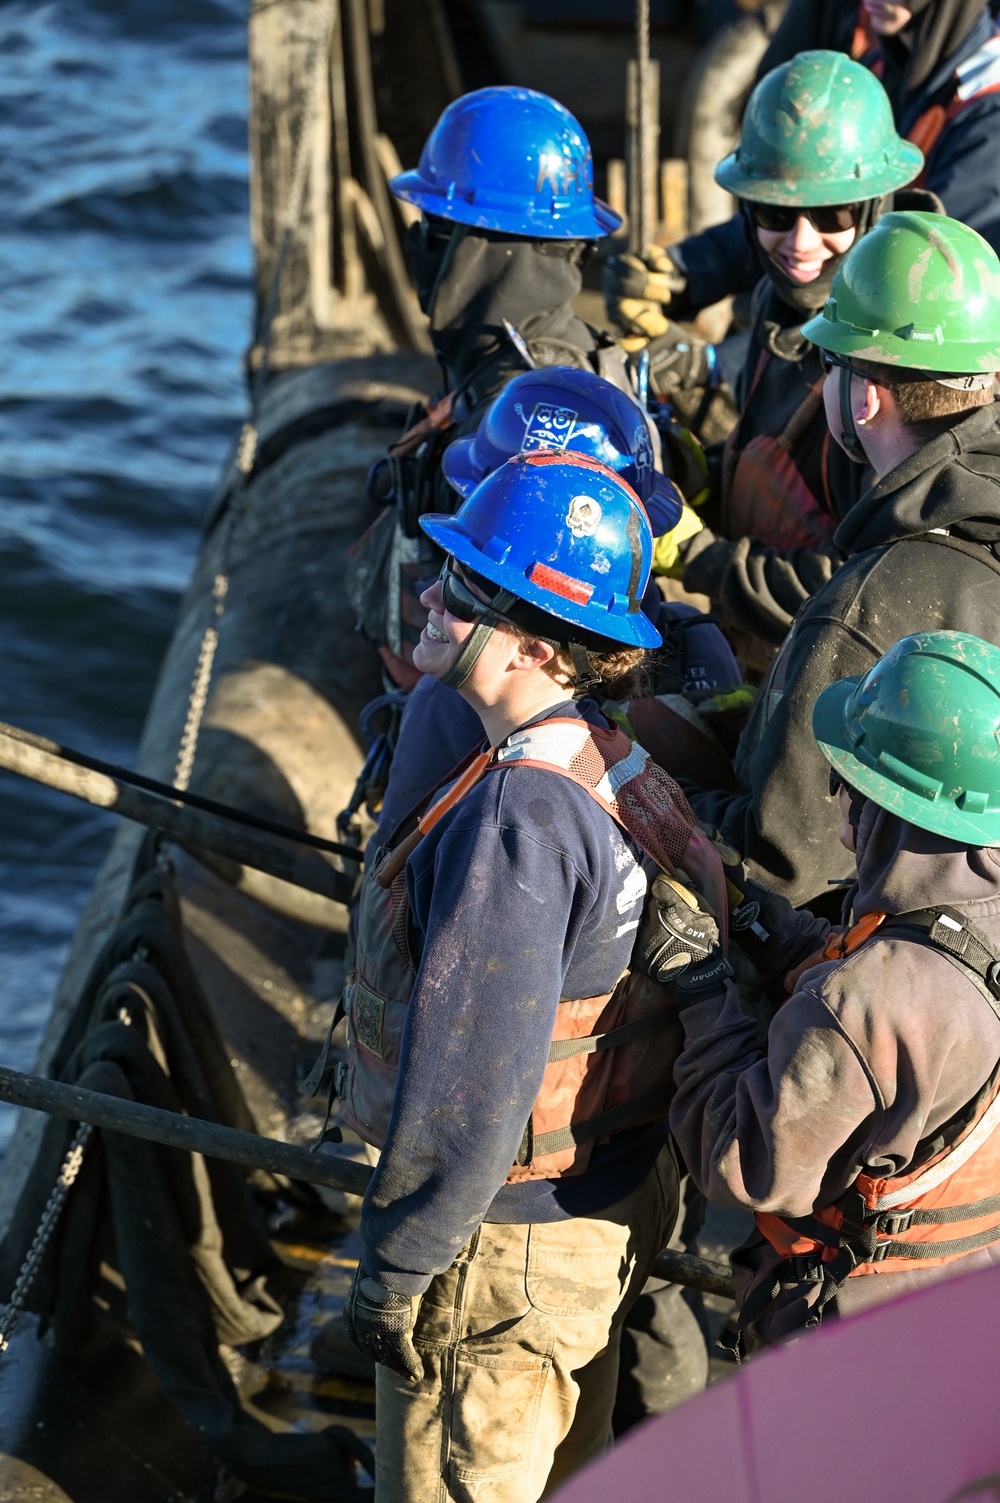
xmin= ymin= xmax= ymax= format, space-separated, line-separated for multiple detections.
xmin=801 ymin=211 xmax=1000 ymax=374
xmin=813 ymin=631 xmax=1000 ymax=846
xmin=715 ymin=50 xmax=923 ymax=206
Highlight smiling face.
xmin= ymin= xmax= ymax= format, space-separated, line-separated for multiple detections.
xmin=756 ymin=215 xmax=857 ymax=286
xmin=411 ymin=568 xmax=482 ymax=682
xmin=863 ymin=2 xmax=915 ymax=36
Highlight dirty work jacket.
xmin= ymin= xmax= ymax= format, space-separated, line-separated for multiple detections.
xmin=670 ymin=803 xmax=1000 ymax=1347
xmin=355 ymin=699 xmax=676 ymax=1297
xmin=682 ymin=402 xmax=1000 ymax=905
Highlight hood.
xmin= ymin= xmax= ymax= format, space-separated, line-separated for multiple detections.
xmin=405 ymin=224 xmax=595 ymax=388
xmin=742 ymin=199 xmax=886 ymax=323
xmin=853 ymin=799 xmax=1000 ymax=917
xmin=834 ymin=402 xmax=1000 ymax=554
xmin=880 ymin=1 xmax=991 ymax=118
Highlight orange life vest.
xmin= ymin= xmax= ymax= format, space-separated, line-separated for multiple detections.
xmin=337 ymin=717 xmax=700 ymax=1181
xmin=752 ymin=905 xmax=1000 ymax=1327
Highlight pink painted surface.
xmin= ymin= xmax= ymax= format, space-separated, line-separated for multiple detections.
xmin=554 ymin=1262 xmax=1000 ymax=1503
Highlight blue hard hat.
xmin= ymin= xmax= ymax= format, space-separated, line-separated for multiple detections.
xmin=420 ymin=452 xmax=661 ymax=650
xmin=441 ymin=367 xmax=684 ymax=536
xmin=390 ymin=86 xmax=621 ymax=240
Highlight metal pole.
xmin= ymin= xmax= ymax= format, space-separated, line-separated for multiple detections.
xmin=0 ymin=1063 xmax=737 ymax=1299
xmin=0 ymin=720 xmax=357 ymax=904
xmin=633 ymin=0 xmax=650 ymax=253
xmin=652 ymin=1246 xmax=735 ymax=1300
xmin=0 ymin=1063 xmax=372 ymax=1198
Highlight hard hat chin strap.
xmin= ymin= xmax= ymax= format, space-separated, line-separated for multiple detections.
xmin=438 ymin=594 xmax=605 ymax=699
xmin=437 ymin=600 xmax=514 ymax=691
xmin=567 ymin=643 xmax=603 ymax=699
xmin=839 ymin=362 xmax=868 ymax=465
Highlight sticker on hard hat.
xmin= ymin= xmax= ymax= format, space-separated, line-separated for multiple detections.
xmin=631 ymin=423 xmax=654 ymax=478
xmin=535 ymin=148 xmax=593 ymax=196
xmin=566 ymin=495 xmax=602 ymax=537
xmin=520 ymin=402 xmax=579 ymax=452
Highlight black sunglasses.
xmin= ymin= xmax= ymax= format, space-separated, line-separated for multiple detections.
xmin=747 ymin=201 xmax=862 ymax=235
xmin=829 ymin=767 xmax=861 ymax=799
xmin=820 ymin=349 xmax=858 ymax=376
xmin=439 ymin=557 xmax=501 ymax=622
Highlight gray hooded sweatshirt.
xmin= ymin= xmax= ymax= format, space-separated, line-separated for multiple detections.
xmin=670 ymin=801 xmax=1000 ymax=1347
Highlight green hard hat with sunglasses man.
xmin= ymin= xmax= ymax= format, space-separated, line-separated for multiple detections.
xmin=604 ymin=51 xmax=929 ymax=676
xmin=606 ymin=49 xmax=923 ymax=346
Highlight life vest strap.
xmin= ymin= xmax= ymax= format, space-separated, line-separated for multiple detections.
xmin=526 ymin=1083 xmax=673 ymax=1158
xmin=879 ymin=906 xmax=1000 ymax=1020
xmin=546 ymin=1002 xmax=676 ymax=1062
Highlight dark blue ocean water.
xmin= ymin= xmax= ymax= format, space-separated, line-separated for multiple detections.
xmin=0 ymin=0 xmax=251 ymax=1141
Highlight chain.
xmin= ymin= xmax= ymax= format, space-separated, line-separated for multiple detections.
xmin=0 ymin=998 xmax=139 ymax=1357
xmin=0 ymin=1122 xmax=92 ymax=1353
xmin=172 ymin=0 xmax=337 ymax=791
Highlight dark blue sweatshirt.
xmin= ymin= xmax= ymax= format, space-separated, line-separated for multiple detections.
xmin=359 ymin=698 xmax=665 ymax=1296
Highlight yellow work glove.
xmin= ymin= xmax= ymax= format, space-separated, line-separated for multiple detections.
xmin=603 ymin=245 xmax=688 ymax=339
xmin=651 ymin=503 xmax=704 ymax=578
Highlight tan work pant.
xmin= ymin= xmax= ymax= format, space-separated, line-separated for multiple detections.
xmin=374 ymin=1144 xmax=678 ymax=1503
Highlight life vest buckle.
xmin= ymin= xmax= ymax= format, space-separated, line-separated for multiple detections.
xmin=868 ymin=1239 xmax=891 ymax=1262
xmin=783 ymin=1254 xmax=825 ymax=1285
xmin=878 ymin=1208 xmax=914 ymax=1236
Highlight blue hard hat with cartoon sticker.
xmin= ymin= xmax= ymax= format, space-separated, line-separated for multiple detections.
xmin=390 ymin=86 xmax=621 ymax=240
xmin=420 ymin=452 xmax=661 ymax=649
xmin=441 ymin=366 xmax=684 ymax=536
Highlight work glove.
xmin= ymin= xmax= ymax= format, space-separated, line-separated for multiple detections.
xmin=603 ymin=245 xmax=688 ymax=339
xmin=651 ymin=503 xmax=705 ymax=578
xmin=343 ymin=1265 xmax=423 ymax=1384
xmin=637 ymin=874 xmax=721 ymax=982
xmin=646 ymin=324 xmax=716 ymax=397
xmin=700 ymin=824 xmax=828 ymax=991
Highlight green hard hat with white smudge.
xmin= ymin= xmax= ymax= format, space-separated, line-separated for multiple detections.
xmin=813 ymin=631 xmax=1000 ymax=847
xmin=801 ymin=211 xmax=1000 ymax=373
xmin=714 ymin=50 xmax=923 ymax=206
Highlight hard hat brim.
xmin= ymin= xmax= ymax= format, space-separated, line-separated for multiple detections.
xmin=419 ymin=511 xmax=662 ymax=650
xmin=713 ymin=140 xmax=924 ymax=207
xmin=813 ymin=676 xmax=1000 ymax=847
xmin=801 ymin=303 xmax=1000 ymax=375
xmin=644 ymin=474 xmax=684 ymax=537
xmin=390 ymin=170 xmax=622 ymax=240
xmin=440 ymin=438 xmax=480 ymax=498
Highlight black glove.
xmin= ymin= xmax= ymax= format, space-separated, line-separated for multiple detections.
xmin=699 ymin=824 xmax=825 ymax=990
xmin=343 ymin=1265 xmax=423 ymax=1383
xmin=637 ymin=874 xmax=721 ymax=983
xmin=646 ymin=325 xmax=715 ymax=397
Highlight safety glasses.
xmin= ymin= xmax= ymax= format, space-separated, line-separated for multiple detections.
xmin=747 ymin=201 xmax=862 ymax=235
xmin=439 ymin=557 xmax=499 ymax=622
xmin=829 ymin=767 xmax=860 ymax=799
xmin=820 ymin=349 xmax=857 ymax=377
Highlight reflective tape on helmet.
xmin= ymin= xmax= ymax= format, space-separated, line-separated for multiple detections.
xmin=528 ymin=562 xmax=594 ymax=605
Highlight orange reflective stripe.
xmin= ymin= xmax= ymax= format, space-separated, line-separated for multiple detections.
xmin=417 ymin=749 xmax=492 ymax=836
